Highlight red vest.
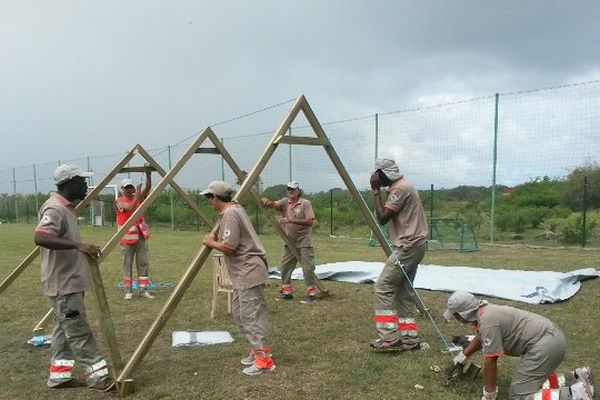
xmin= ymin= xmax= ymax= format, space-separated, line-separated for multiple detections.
xmin=115 ymin=196 xmax=150 ymax=245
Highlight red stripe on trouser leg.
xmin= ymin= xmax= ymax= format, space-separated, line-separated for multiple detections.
xmin=542 ymin=389 xmax=552 ymax=400
xmin=398 ymin=323 xmax=418 ymax=331
xmin=307 ymin=286 xmax=317 ymax=296
xmin=547 ymin=373 xmax=559 ymax=389
xmin=281 ymin=284 xmax=293 ymax=294
xmin=49 ymin=365 xmax=73 ymax=373
xmin=138 ymin=277 xmax=149 ymax=287
xmin=123 ymin=277 xmax=132 ymax=286
xmin=374 ymin=315 xmax=398 ymax=324
xmin=253 ymin=348 xmax=274 ymax=369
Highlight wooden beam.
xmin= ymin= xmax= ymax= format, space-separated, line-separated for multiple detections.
xmin=194 ymin=148 xmax=220 ymax=154
xmin=32 ymin=308 xmax=54 ymax=332
xmin=275 ymin=136 xmax=328 ymax=146
xmin=119 ymin=166 xmax=156 ymax=173
xmin=87 ymin=259 xmax=124 ymax=374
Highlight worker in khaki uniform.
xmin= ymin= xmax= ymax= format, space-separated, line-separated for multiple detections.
xmin=34 ymin=164 xmax=114 ymax=391
xmin=115 ymin=172 xmax=153 ymax=300
xmin=369 ymin=158 xmax=428 ymax=352
xmin=260 ymin=180 xmax=318 ymax=304
xmin=201 ymin=181 xmax=275 ymax=376
xmin=444 ymin=291 xmax=594 ymax=400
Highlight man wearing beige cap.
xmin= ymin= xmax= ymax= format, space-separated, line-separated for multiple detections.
xmin=444 ymin=291 xmax=593 ymax=400
xmin=260 ymin=180 xmax=318 ymax=304
xmin=114 ymin=171 xmax=153 ymax=300
xmin=34 ymin=164 xmax=114 ymax=391
xmin=369 ymin=157 xmax=428 ymax=352
xmin=201 ymin=181 xmax=275 ymax=376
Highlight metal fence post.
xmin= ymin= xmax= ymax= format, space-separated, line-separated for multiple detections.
xmin=330 ymin=188 xmax=333 ymax=236
xmin=490 ymin=93 xmax=499 ymax=243
xmin=220 ymin=138 xmax=225 ymax=180
xmin=168 ymin=145 xmax=174 ymax=231
xmin=582 ymin=176 xmax=588 ymax=247
xmin=33 ymin=164 xmax=39 ymax=213
xmin=288 ymin=127 xmax=292 ymax=181
xmin=12 ymin=167 xmax=18 ymax=223
xmin=374 ymin=113 xmax=379 ymax=159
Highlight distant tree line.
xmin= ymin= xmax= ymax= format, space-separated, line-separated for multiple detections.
xmin=1 ymin=162 xmax=598 ymax=246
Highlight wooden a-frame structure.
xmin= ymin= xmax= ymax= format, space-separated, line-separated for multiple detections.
xmin=111 ymin=94 xmax=396 ymax=396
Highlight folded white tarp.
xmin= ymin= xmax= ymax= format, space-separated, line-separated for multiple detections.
xmin=172 ymin=331 xmax=234 ymax=348
xmin=274 ymin=262 xmax=599 ymax=304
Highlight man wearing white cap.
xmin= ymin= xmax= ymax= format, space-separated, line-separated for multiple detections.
xmin=444 ymin=291 xmax=594 ymax=400
xmin=260 ymin=181 xmax=318 ymax=304
xmin=369 ymin=157 xmax=428 ymax=352
xmin=34 ymin=164 xmax=113 ymax=391
xmin=201 ymin=181 xmax=275 ymax=376
xmin=114 ymin=171 xmax=153 ymax=300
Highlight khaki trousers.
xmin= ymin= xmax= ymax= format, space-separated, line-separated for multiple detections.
xmin=121 ymin=235 xmax=150 ymax=282
xmin=232 ymin=284 xmax=271 ymax=349
xmin=510 ymin=326 xmax=568 ymax=400
xmin=48 ymin=292 xmax=108 ymax=386
xmin=374 ymin=243 xmax=426 ymax=341
xmin=279 ymin=246 xmax=316 ymax=288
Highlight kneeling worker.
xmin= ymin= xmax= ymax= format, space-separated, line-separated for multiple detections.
xmin=444 ymin=291 xmax=594 ymax=400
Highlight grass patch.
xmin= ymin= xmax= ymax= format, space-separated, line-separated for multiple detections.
xmin=0 ymin=224 xmax=598 ymax=400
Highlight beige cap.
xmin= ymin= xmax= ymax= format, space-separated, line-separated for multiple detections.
xmin=443 ymin=291 xmax=488 ymax=321
xmin=54 ymin=164 xmax=93 ymax=185
xmin=200 ymin=181 xmax=234 ymax=197
xmin=372 ymin=158 xmax=402 ymax=181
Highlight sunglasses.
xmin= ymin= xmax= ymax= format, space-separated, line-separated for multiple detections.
xmin=286 ymin=187 xmax=297 ymax=191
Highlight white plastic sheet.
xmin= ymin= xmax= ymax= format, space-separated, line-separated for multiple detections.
xmin=271 ymin=262 xmax=599 ymax=304
xmin=172 ymin=331 xmax=234 ymax=348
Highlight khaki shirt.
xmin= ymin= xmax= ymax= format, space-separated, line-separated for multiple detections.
xmin=35 ymin=194 xmax=89 ymax=297
xmin=219 ymin=202 xmax=269 ymax=290
xmin=275 ymin=197 xmax=314 ymax=248
xmin=385 ymin=178 xmax=428 ymax=250
xmin=477 ymin=304 xmax=556 ymax=358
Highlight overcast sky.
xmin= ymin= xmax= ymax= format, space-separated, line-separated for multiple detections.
xmin=1 ymin=1 xmax=599 ymax=192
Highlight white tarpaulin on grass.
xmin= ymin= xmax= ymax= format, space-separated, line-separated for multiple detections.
xmin=272 ymin=262 xmax=599 ymax=304
xmin=172 ymin=331 xmax=234 ymax=348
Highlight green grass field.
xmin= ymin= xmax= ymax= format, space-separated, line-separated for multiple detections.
xmin=1 ymin=224 xmax=598 ymax=400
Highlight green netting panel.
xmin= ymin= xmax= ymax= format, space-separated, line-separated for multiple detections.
xmin=427 ymin=218 xmax=479 ymax=252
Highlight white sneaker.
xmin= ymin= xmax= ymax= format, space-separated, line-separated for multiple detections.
xmin=242 ymin=363 xmax=275 ymax=376
xmin=124 ymin=292 xmax=133 ymax=300
xmin=240 ymin=353 xmax=255 ymax=366
xmin=140 ymin=291 xmax=154 ymax=299
xmin=575 ymin=367 xmax=594 ymax=396
xmin=571 ymin=381 xmax=593 ymax=400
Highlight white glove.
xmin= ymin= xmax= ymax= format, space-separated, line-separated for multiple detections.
xmin=453 ymin=351 xmax=468 ymax=365
xmin=481 ymin=386 xmax=498 ymax=400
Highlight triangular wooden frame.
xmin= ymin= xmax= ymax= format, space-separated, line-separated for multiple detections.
xmin=113 ymin=95 xmax=393 ymax=396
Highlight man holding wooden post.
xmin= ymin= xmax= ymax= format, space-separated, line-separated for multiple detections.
xmin=34 ymin=164 xmax=114 ymax=391
xmin=260 ymin=180 xmax=319 ymax=304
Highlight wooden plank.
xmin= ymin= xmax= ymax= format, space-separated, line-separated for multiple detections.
xmin=135 ymin=145 xmax=214 ymax=227
xmin=87 ymin=258 xmax=124 ymax=374
xmin=194 ymin=148 xmax=220 ymax=154
xmin=32 ymin=308 xmax=54 ymax=332
xmin=275 ymin=136 xmax=328 ymax=146
xmin=119 ymin=166 xmax=156 ymax=173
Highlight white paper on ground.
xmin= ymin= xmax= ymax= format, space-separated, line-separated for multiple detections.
xmin=172 ymin=331 xmax=234 ymax=348
xmin=269 ymin=262 xmax=599 ymax=304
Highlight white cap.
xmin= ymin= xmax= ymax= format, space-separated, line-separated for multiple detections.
xmin=443 ymin=291 xmax=488 ymax=321
xmin=287 ymin=181 xmax=300 ymax=190
xmin=120 ymin=178 xmax=135 ymax=189
xmin=200 ymin=181 xmax=234 ymax=197
xmin=54 ymin=164 xmax=93 ymax=185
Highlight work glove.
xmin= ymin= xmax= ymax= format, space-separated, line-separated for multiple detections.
xmin=481 ymin=386 xmax=498 ymax=400
xmin=453 ymin=351 xmax=467 ymax=365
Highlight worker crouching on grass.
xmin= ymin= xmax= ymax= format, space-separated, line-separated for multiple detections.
xmin=444 ymin=291 xmax=594 ymax=400
xmin=260 ymin=180 xmax=318 ymax=304
xmin=201 ymin=181 xmax=276 ymax=376
xmin=34 ymin=164 xmax=114 ymax=391
xmin=369 ymin=157 xmax=428 ymax=352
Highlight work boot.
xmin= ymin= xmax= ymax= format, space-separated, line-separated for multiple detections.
xmin=370 ymin=338 xmax=404 ymax=352
xmin=240 ymin=352 xmax=255 ymax=366
xmin=575 ymin=367 xmax=594 ymax=396
xmin=48 ymin=379 xmax=85 ymax=389
xmin=242 ymin=363 xmax=276 ymax=376
xmin=124 ymin=292 xmax=133 ymax=300
xmin=140 ymin=290 xmax=155 ymax=299
xmin=300 ymin=295 xmax=316 ymax=304
xmin=570 ymin=381 xmax=593 ymax=400
xmin=88 ymin=378 xmax=115 ymax=392
xmin=277 ymin=292 xmax=293 ymax=300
